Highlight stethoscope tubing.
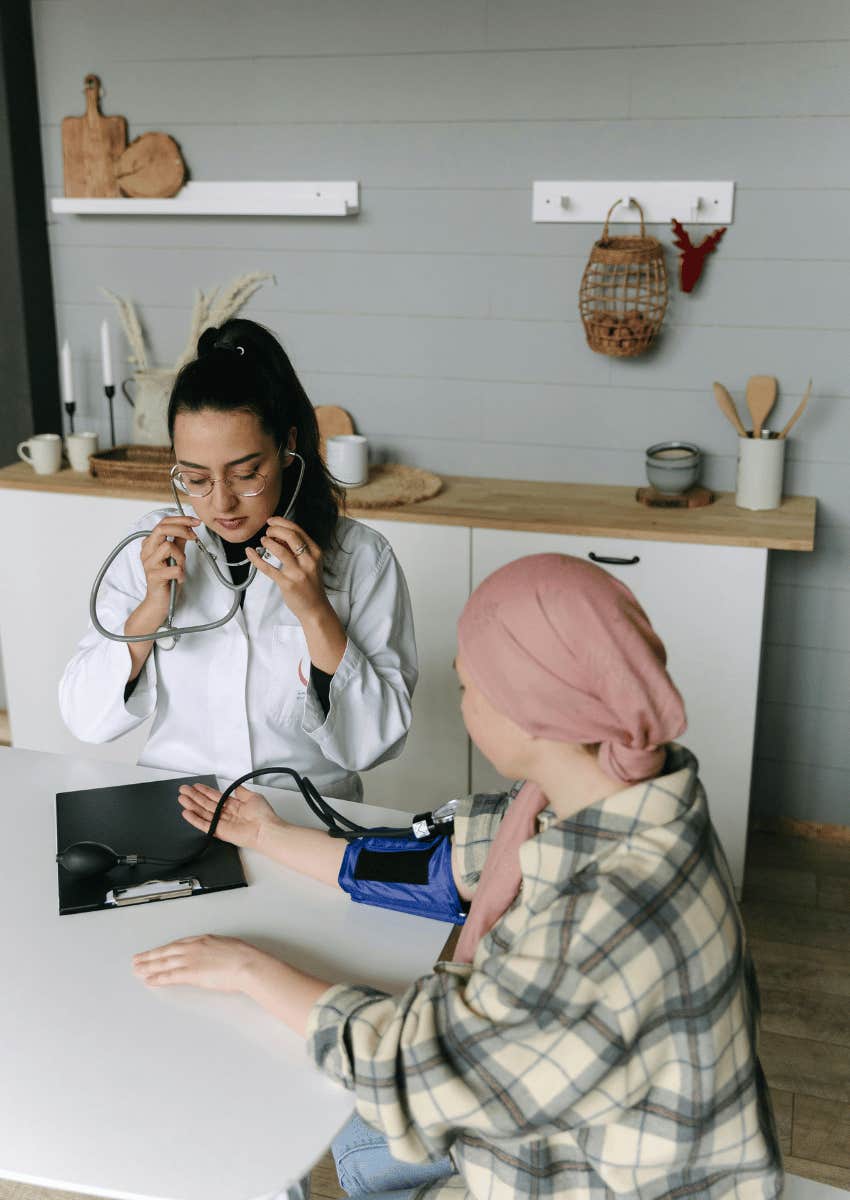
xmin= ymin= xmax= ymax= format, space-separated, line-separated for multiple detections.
xmin=142 ymin=767 xmax=421 ymax=874
xmin=89 ymin=450 xmax=305 ymax=648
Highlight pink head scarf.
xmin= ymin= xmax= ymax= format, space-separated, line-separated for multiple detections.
xmin=453 ymin=554 xmax=686 ymax=963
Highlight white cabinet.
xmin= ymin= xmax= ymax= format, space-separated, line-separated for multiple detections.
xmin=0 ymin=489 xmax=157 ymax=765
xmin=470 ymin=529 xmax=767 ymax=893
xmin=350 ymin=519 xmax=469 ymax=813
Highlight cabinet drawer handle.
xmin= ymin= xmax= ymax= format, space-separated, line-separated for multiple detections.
xmin=588 ymin=552 xmax=640 ymax=566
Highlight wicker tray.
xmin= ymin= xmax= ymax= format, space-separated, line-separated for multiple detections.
xmin=89 ymin=444 xmax=173 ymax=489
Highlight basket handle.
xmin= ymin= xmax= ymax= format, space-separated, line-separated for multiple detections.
xmin=603 ymin=198 xmax=646 ymax=238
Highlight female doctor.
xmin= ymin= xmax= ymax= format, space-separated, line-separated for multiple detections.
xmin=59 ymin=319 xmax=418 ymax=801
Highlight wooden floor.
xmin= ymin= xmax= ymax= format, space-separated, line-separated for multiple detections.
xmin=742 ymin=829 xmax=850 ymax=1190
xmin=0 ymin=785 xmax=847 ymax=1198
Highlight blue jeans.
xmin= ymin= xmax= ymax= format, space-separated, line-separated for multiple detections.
xmin=331 ymin=1112 xmax=457 ymax=1198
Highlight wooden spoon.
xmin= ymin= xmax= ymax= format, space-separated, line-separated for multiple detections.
xmin=745 ymin=375 xmax=777 ymax=439
xmin=778 ymin=379 xmax=812 ymax=439
xmin=712 ymin=382 xmax=748 ymax=438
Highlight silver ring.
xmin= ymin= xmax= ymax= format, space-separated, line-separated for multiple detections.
xmin=293 ymin=542 xmax=308 ymax=556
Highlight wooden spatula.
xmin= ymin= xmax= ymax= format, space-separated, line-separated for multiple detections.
xmin=745 ymin=375 xmax=777 ymax=439
xmin=713 ymin=382 xmax=748 ymax=438
xmin=779 ymin=379 xmax=812 ymax=439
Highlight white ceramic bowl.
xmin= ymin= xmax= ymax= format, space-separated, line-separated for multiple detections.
xmin=645 ymin=442 xmax=702 ymax=494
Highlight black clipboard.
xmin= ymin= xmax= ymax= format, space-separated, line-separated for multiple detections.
xmin=56 ymin=775 xmax=246 ymax=915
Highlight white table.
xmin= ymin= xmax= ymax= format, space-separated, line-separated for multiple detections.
xmin=0 ymin=747 xmax=448 ymax=1200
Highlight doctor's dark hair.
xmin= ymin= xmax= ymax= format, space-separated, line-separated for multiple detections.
xmin=167 ymin=319 xmax=344 ymax=553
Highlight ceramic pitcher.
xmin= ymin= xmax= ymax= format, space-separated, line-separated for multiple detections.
xmin=122 ymin=368 xmax=176 ymax=446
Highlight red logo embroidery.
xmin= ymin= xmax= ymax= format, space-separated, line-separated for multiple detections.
xmin=297 ymin=659 xmax=309 ymax=687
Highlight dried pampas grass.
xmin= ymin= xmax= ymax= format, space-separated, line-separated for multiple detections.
xmin=101 ymin=272 xmax=275 ymax=373
xmin=101 ymin=287 xmax=149 ymax=370
xmin=175 ymin=272 xmax=274 ymax=370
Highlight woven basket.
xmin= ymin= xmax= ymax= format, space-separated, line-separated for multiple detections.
xmin=579 ymin=199 xmax=668 ymax=358
xmin=89 ymin=444 xmax=173 ymax=490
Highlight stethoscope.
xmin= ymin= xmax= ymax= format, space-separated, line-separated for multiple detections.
xmin=89 ymin=449 xmax=306 ymax=651
xmin=56 ymin=766 xmax=460 ymax=879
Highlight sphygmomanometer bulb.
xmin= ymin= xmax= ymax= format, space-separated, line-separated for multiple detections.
xmin=56 ymin=841 xmax=124 ymax=878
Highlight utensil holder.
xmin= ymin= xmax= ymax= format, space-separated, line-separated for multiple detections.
xmin=736 ymin=433 xmax=786 ymax=510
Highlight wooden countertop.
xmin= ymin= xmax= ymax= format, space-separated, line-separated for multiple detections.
xmin=0 ymin=461 xmax=816 ymax=551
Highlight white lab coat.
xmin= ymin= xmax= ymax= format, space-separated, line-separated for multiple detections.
xmin=59 ymin=510 xmax=418 ymax=801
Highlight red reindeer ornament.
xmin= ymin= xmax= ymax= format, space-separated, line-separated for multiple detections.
xmin=671 ymin=219 xmax=727 ymax=293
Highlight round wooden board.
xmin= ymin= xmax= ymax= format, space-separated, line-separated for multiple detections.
xmin=115 ymin=131 xmax=186 ymax=198
xmin=315 ymin=405 xmax=355 ymax=461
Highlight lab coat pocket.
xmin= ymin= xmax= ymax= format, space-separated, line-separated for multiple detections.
xmin=271 ymin=623 xmax=311 ymax=725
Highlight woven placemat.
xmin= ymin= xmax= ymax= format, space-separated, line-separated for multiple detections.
xmin=343 ymin=463 xmax=442 ymax=508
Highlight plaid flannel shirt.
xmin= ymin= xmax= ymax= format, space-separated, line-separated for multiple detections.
xmin=307 ymin=745 xmax=782 ymax=1198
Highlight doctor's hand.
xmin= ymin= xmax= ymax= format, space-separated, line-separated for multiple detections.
xmin=133 ymin=934 xmax=261 ymax=994
xmin=246 ymin=518 xmax=348 ymax=674
xmin=245 ymin=518 xmax=330 ymax=624
xmin=138 ymin=515 xmax=201 ymax=623
xmin=178 ymin=781 xmax=285 ymax=852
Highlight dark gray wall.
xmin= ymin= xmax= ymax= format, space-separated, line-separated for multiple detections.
xmin=30 ymin=0 xmax=850 ymax=824
xmin=0 ymin=1 xmax=61 ymax=710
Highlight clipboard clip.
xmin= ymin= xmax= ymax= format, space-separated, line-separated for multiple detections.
xmin=105 ymin=877 xmax=202 ymax=906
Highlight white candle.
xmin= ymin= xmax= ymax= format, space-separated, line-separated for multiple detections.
xmin=100 ymin=320 xmax=114 ymax=388
xmin=60 ymin=340 xmax=74 ymax=408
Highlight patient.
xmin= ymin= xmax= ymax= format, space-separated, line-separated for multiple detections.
xmin=133 ymin=553 xmax=782 ymax=1199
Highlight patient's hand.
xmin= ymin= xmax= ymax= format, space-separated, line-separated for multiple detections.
xmin=178 ymin=782 xmax=285 ymax=852
xmin=133 ymin=934 xmax=260 ymax=993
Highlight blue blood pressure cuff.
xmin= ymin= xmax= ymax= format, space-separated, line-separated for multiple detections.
xmin=338 ymin=833 xmax=467 ymax=925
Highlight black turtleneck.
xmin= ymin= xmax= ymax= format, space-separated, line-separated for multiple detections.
xmin=217 ymin=499 xmax=333 ymax=717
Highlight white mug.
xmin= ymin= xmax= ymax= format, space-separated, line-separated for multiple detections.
xmin=17 ymin=433 xmax=63 ymax=475
xmin=735 ymin=432 xmax=786 ymax=510
xmin=65 ymin=431 xmax=99 ymax=473
xmin=326 ymin=434 xmax=369 ymax=488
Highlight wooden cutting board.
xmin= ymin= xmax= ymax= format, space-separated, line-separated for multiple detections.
xmin=315 ymin=405 xmax=355 ymax=461
xmin=114 ymin=132 xmax=186 ymax=198
xmin=61 ymin=75 xmax=126 ymax=197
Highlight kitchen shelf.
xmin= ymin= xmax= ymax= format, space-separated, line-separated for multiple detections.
xmin=0 ymin=463 xmax=815 ymax=551
xmin=50 ymin=180 xmax=360 ymax=216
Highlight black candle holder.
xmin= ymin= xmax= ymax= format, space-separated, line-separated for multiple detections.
xmin=104 ymin=384 xmax=116 ymax=447
xmin=64 ymin=401 xmax=76 ymax=434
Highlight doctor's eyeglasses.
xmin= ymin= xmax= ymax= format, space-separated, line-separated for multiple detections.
xmin=170 ymin=445 xmax=283 ymax=499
